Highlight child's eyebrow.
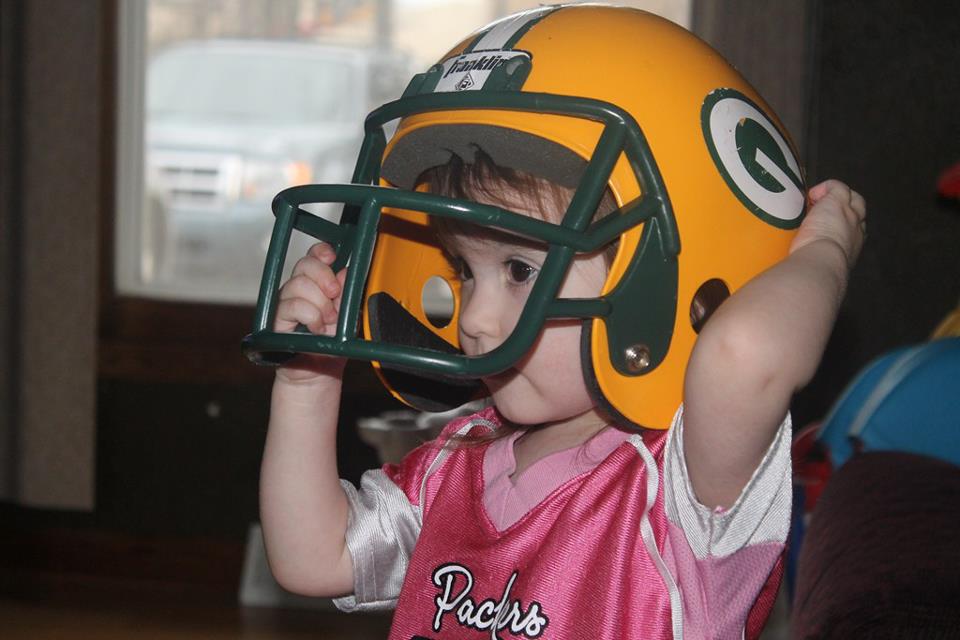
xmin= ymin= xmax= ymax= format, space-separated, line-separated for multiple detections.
xmin=497 ymin=236 xmax=549 ymax=254
xmin=440 ymin=226 xmax=549 ymax=256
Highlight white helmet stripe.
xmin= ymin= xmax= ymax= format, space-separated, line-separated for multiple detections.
xmin=467 ymin=6 xmax=556 ymax=51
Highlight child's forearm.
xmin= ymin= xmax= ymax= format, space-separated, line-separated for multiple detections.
xmin=259 ymin=370 xmax=354 ymax=597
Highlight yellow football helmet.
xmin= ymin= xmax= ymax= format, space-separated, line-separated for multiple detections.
xmin=244 ymin=4 xmax=806 ymax=430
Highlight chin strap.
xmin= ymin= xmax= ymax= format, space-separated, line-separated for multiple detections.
xmin=367 ymin=292 xmax=484 ymax=412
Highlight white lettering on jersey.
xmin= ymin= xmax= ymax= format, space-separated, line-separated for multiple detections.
xmin=432 ymin=563 xmax=549 ymax=639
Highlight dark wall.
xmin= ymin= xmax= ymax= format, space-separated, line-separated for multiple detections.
xmin=794 ymin=0 xmax=960 ymax=426
xmin=94 ymin=374 xmax=389 ymax=540
xmin=2 ymin=369 xmax=392 ymax=542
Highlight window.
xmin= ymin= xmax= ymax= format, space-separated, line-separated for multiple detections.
xmin=115 ymin=0 xmax=690 ymax=305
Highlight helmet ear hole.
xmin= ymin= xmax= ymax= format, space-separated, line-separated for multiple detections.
xmin=690 ymin=279 xmax=730 ymax=334
xmin=422 ymin=275 xmax=456 ymax=329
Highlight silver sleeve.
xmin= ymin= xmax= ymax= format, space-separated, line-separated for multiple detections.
xmin=332 ymin=469 xmax=423 ymax=612
xmin=663 ymin=405 xmax=793 ymax=558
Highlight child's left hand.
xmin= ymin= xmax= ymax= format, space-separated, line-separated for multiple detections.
xmin=790 ymin=179 xmax=867 ymax=267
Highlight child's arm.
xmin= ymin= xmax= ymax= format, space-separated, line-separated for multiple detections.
xmin=258 ymin=242 xmax=355 ymax=596
xmin=682 ymin=180 xmax=866 ymax=509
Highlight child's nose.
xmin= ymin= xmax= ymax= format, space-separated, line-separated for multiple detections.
xmin=457 ymin=287 xmax=503 ymax=347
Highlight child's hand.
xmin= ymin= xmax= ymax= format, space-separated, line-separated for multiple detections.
xmin=273 ymin=242 xmax=348 ymax=382
xmin=790 ymin=179 xmax=867 ymax=267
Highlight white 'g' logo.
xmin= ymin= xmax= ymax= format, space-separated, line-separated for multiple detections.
xmin=702 ymin=88 xmax=805 ymax=228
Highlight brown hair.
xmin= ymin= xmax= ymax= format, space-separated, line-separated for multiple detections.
xmin=420 ymin=146 xmax=619 ymax=266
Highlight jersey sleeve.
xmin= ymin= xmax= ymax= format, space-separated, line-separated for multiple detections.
xmin=332 ymin=468 xmax=421 ymax=612
xmin=333 ymin=417 xmax=479 ymax=612
xmin=661 ymin=405 xmax=792 ymax=639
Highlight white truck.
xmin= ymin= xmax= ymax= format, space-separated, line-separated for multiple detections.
xmin=144 ymin=39 xmax=408 ymax=302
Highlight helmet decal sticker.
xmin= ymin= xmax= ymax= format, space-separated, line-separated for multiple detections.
xmin=434 ymin=51 xmax=531 ymax=92
xmin=431 ymin=5 xmax=556 ymax=93
xmin=455 ymin=72 xmax=476 ymax=91
xmin=702 ymin=88 xmax=805 ymax=228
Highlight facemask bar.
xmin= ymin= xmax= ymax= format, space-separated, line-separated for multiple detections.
xmin=242 ymin=91 xmax=679 ymax=379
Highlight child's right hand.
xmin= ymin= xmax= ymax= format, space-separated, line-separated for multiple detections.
xmin=273 ymin=242 xmax=348 ymax=383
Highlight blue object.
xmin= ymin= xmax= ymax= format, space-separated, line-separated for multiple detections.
xmin=818 ymin=337 xmax=960 ymax=469
xmin=788 ymin=336 xmax=960 ymax=602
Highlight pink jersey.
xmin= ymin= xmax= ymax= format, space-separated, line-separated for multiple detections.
xmin=335 ymin=406 xmax=791 ymax=639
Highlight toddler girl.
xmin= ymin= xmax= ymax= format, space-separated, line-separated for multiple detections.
xmin=251 ymin=6 xmax=866 ymax=638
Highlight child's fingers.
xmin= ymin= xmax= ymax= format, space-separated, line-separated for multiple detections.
xmin=807 ymin=179 xmax=842 ymax=204
xmin=273 ymin=297 xmax=325 ymax=334
xmin=850 ymin=189 xmax=866 ymax=220
xmin=273 ymin=244 xmax=347 ymax=334
xmin=275 ymin=269 xmax=341 ymax=333
xmin=276 ymin=295 xmax=338 ymax=334
xmin=807 ymin=179 xmax=850 ymax=205
xmin=794 ymin=179 xmax=867 ymax=264
xmin=289 ymin=256 xmax=342 ymax=300
xmin=285 ymin=242 xmax=337 ymax=281
xmin=307 ymin=242 xmax=337 ymax=265
xmin=280 ymin=274 xmax=340 ymax=326
xmin=808 ymin=180 xmax=866 ymax=228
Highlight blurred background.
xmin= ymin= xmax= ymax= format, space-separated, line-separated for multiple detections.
xmin=0 ymin=0 xmax=957 ymax=637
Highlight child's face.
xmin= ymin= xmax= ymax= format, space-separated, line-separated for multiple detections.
xmin=443 ymin=196 xmax=608 ymax=427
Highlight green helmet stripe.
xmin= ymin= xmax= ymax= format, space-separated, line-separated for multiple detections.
xmin=463 ymin=5 xmax=558 ymax=53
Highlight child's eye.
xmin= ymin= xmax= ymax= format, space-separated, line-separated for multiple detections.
xmin=452 ymin=257 xmax=473 ymax=281
xmin=506 ymin=259 xmax=537 ymax=284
